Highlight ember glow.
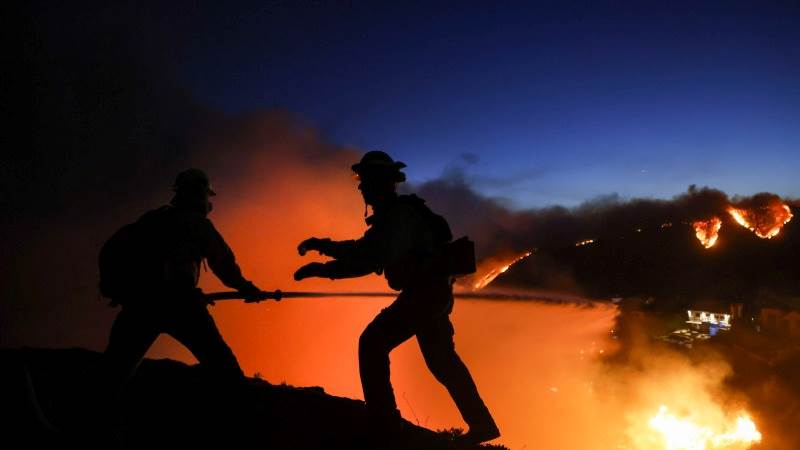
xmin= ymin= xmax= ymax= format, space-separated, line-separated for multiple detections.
xmin=133 ymin=150 xmax=782 ymax=449
xmin=648 ymin=405 xmax=761 ymax=450
xmin=576 ymin=238 xmax=596 ymax=247
xmin=692 ymin=217 xmax=722 ymax=249
xmin=622 ymin=350 xmax=765 ymax=450
xmin=462 ymin=251 xmax=533 ymax=290
xmin=726 ymin=202 xmax=793 ymax=239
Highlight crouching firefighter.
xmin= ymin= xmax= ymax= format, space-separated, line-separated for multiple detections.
xmin=293 ymin=151 xmax=500 ymax=444
xmin=98 ymin=168 xmax=263 ymax=389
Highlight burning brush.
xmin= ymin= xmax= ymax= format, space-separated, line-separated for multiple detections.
xmin=647 ymin=405 xmax=761 ymax=450
xmin=690 ymin=198 xmax=792 ymax=249
xmin=727 ymin=200 xmax=793 ymax=240
xmin=692 ymin=218 xmax=722 ymax=249
xmin=458 ymin=250 xmax=533 ymax=290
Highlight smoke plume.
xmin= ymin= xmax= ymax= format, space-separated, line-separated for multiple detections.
xmin=3 ymin=3 xmax=374 ymax=348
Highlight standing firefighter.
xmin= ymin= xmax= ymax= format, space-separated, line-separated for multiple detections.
xmin=294 ymin=151 xmax=500 ymax=444
xmin=99 ymin=168 xmax=262 ymax=386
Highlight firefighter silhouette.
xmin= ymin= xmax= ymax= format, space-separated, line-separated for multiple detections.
xmin=100 ymin=169 xmax=262 ymax=388
xmin=294 ymin=151 xmax=500 ymax=444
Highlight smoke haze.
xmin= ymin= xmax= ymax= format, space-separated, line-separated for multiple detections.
xmin=6 ymin=4 xmax=799 ymax=449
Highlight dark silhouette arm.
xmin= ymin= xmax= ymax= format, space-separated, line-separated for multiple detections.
xmin=313 ymin=258 xmax=379 ymax=279
xmin=312 ymin=229 xmax=383 ymax=279
xmin=202 ymin=219 xmax=254 ymax=290
xmin=311 ymin=205 xmax=423 ymax=280
xmin=317 ymin=239 xmax=360 ymax=259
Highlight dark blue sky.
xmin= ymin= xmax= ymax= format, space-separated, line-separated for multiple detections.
xmin=171 ymin=1 xmax=799 ymax=207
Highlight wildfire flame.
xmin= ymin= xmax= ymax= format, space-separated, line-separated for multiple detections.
xmin=649 ymin=405 xmax=761 ymax=450
xmin=692 ymin=217 xmax=722 ymax=249
xmin=727 ymin=203 xmax=793 ymax=239
xmin=465 ymin=251 xmax=533 ymax=290
xmin=575 ymin=239 xmax=595 ymax=247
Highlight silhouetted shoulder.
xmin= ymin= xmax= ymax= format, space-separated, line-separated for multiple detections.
xmin=388 ymin=202 xmax=424 ymax=222
xmin=136 ymin=205 xmax=170 ymax=223
xmin=392 ymin=194 xmax=453 ymax=244
xmin=153 ymin=206 xmax=214 ymax=231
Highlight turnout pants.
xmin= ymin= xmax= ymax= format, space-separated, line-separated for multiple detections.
xmin=104 ymin=300 xmax=244 ymax=386
xmin=358 ymin=279 xmax=496 ymax=430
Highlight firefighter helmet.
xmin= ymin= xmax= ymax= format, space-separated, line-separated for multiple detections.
xmin=172 ymin=168 xmax=216 ymax=196
xmin=351 ymin=151 xmax=406 ymax=183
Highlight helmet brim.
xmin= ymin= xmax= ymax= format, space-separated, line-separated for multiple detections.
xmin=351 ymin=160 xmax=407 ymax=174
xmin=171 ymin=185 xmax=217 ymax=196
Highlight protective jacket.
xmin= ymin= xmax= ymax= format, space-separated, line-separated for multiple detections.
xmin=313 ymin=194 xmax=451 ymax=290
xmin=121 ymin=205 xmax=254 ymax=304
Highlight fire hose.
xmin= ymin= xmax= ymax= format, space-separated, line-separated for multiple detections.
xmin=206 ymin=290 xmax=390 ymax=303
xmin=205 ymin=290 xmax=594 ymax=303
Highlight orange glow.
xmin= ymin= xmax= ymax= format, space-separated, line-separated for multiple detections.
xmin=137 ymin=144 xmax=766 ymax=449
xmin=647 ymin=406 xmax=761 ymax=449
xmin=150 ymin=145 xmax=392 ymax=388
xmin=726 ymin=202 xmax=793 ymax=239
xmin=152 ymin=298 xmax=620 ymax=450
xmin=461 ymin=250 xmax=533 ymax=290
xmin=692 ymin=217 xmax=722 ymax=249
xmin=621 ymin=347 xmax=765 ymax=450
xmin=141 ymin=147 xmax=618 ymax=449
xmin=576 ymin=238 xmax=595 ymax=247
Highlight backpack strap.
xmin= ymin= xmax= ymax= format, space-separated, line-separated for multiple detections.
xmin=396 ymin=194 xmax=453 ymax=245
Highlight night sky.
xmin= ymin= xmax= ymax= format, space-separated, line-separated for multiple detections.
xmin=166 ymin=1 xmax=800 ymax=206
xmin=4 ymin=0 xmax=800 ymax=347
xmin=6 ymin=5 xmax=800 ymax=447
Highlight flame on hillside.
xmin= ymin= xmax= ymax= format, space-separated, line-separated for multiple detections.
xmin=460 ymin=250 xmax=533 ymax=290
xmin=727 ymin=201 xmax=793 ymax=239
xmin=646 ymin=405 xmax=761 ymax=450
xmin=693 ymin=217 xmax=722 ymax=249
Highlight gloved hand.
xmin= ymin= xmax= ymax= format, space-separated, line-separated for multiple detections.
xmin=237 ymin=280 xmax=264 ymax=302
xmin=294 ymin=262 xmax=326 ymax=281
xmin=297 ymin=237 xmax=330 ymax=256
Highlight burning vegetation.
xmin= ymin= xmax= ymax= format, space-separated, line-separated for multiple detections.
xmin=610 ymin=312 xmax=768 ymax=450
xmin=726 ymin=196 xmax=794 ymax=239
xmin=460 ymin=250 xmax=533 ymax=290
xmin=687 ymin=196 xmax=793 ymax=249
xmin=692 ymin=217 xmax=722 ymax=249
xmin=647 ymin=406 xmax=761 ymax=449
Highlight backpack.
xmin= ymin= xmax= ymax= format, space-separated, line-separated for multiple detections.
xmin=398 ymin=194 xmax=453 ymax=244
xmin=98 ymin=209 xmax=167 ymax=305
xmin=399 ymin=195 xmax=476 ymax=276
